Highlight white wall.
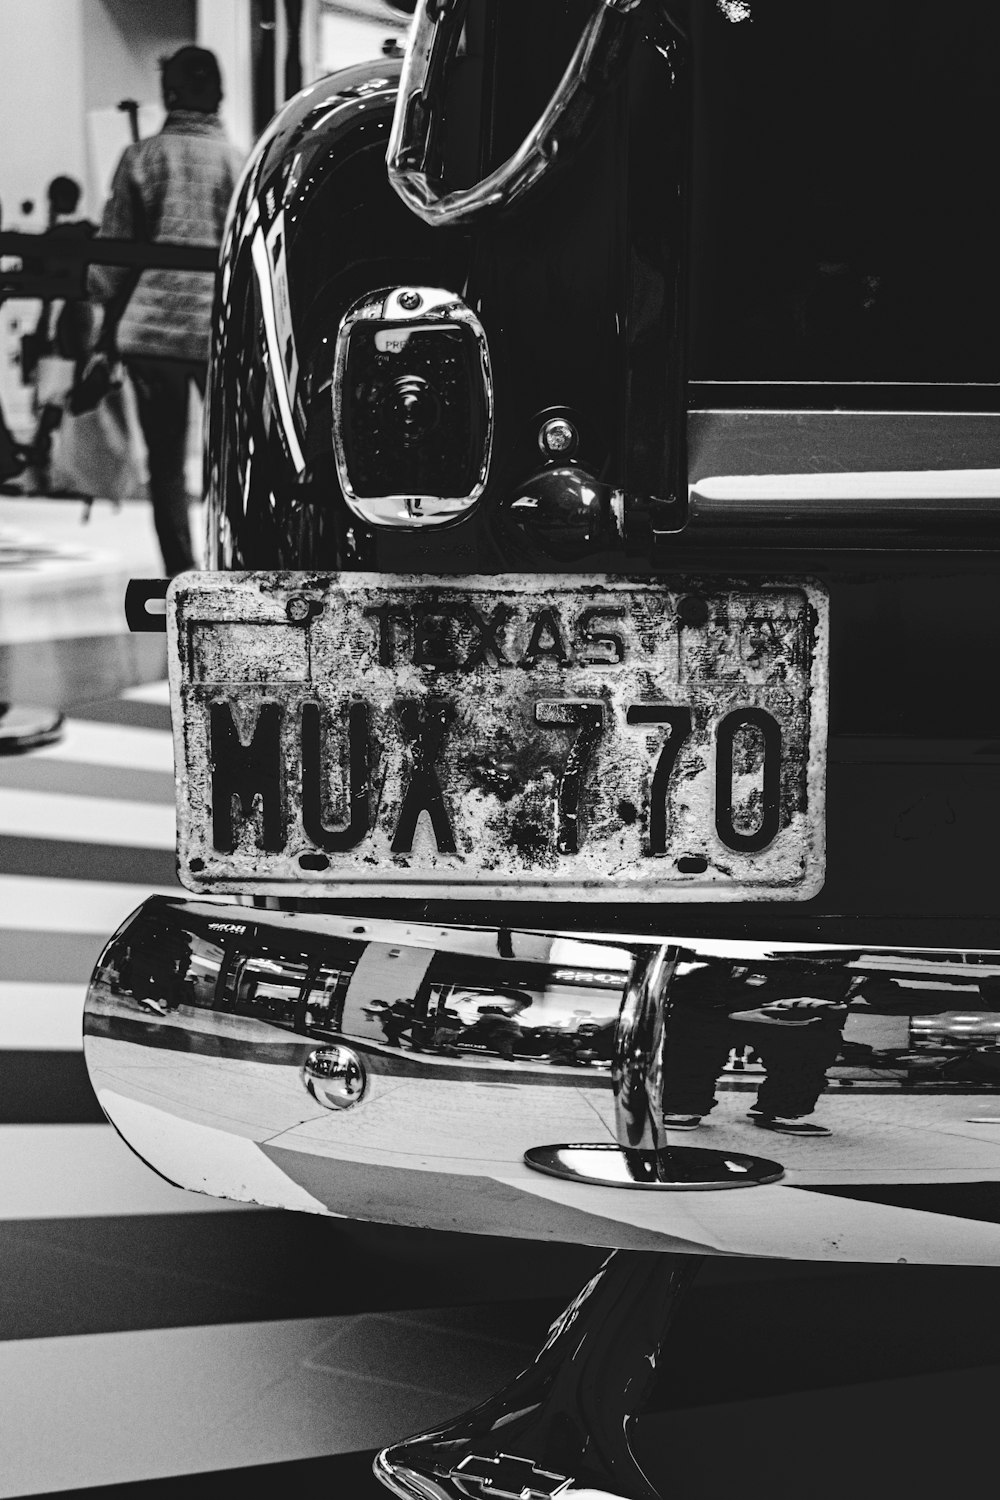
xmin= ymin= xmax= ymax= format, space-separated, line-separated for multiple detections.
xmin=82 ymin=0 xmax=197 ymax=115
xmin=318 ymin=11 xmax=406 ymax=73
xmin=0 ymin=0 xmax=198 ymax=437
xmin=83 ymin=0 xmax=196 ymax=212
xmin=0 ymin=0 xmax=196 ymax=226
xmin=0 ymin=0 xmax=406 ymax=228
xmin=196 ymin=0 xmax=254 ymax=155
xmin=0 ymin=0 xmax=87 ymax=436
xmin=0 ymin=0 xmax=87 ymax=230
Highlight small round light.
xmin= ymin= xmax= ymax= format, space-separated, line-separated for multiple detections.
xmin=538 ymin=417 xmax=578 ymax=456
xmin=397 ymin=289 xmax=422 ymax=311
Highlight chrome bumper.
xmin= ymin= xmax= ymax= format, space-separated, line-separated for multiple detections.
xmin=84 ymin=897 xmax=1000 ymax=1261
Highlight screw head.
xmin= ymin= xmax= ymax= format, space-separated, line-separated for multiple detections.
xmin=678 ymin=595 xmax=710 ymax=627
xmin=286 ymin=594 xmax=318 ymax=624
xmin=538 ymin=417 xmax=578 ymax=456
xmin=397 ymin=289 xmax=422 ymax=311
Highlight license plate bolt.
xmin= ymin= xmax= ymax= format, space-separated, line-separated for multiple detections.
xmin=678 ymin=595 xmax=709 ymax=627
xmin=286 ymin=594 xmax=323 ymax=624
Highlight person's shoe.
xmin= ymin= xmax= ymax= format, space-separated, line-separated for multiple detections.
xmin=750 ymin=1111 xmax=832 ymax=1137
xmin=663 ymin=1113 xmax=702 ymax=1130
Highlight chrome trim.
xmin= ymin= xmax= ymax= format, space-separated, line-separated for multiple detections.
xmin=84 ymin=897 xmax=1000 ymax=1260
xmin=692 ymin=469 xmax=1000 ymax=521
xmin=331 ymin=285 xmax=494 ymax=528
xmin=526 ymin=944 xmax=785 ymax=1189
xmin=615 ymin=945 xmax=672 ymax=1150
xmin=386 ymin=0 xmax=652 ymax=228
xmin=537 ymin=418 xmax=578 ymax=457
xmin=374 ymin=1251 xmax=699 ymax=1500
xmin=301 ymin=1044 xmax=369 ymax=1109
xmin=685 ymin=409 xmax=1000 ymax=530
xmin=250 ymin=223 xmax=306 ymax=475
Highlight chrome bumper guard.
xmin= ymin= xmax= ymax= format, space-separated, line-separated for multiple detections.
xmin=84 ymin=897 xmax=1000 ymax=1253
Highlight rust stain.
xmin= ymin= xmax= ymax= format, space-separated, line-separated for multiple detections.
xmin=716 ymin=1 xmax=752 ymax=21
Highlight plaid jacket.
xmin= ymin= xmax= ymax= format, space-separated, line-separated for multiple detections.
xmin=91 ymin=111 xmax=243 ymax=363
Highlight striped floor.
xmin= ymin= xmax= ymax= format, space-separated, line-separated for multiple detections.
xmin=2 ymin=509 xmax=1000 ymax=1498
xmin=0 ymin=670 xmax=587 ymax=1495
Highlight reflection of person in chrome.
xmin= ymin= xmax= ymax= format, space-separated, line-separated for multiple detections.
xmin=547 ymin=1020 xmax=612 ymax=1067
xmin=460 ymin=991 xmax=533 ymax=1060
xmin=378 ymin=1000 xmax=415 ymax=1048
xmin=427 ymin=1005 xmax=464 ymax=1056
xmin=661 ymin=960 xmax=851 ymax=1138
xmin=305 ymin=972 xmax=338 ymax=1032
xmin=116 ymin=921 xmax=192 ymax=1015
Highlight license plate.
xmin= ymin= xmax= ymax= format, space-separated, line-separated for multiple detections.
xmin=169 ymin=573 xmax=828 ymax=901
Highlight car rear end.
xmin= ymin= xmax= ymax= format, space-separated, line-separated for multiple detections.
xmin=84 ymin=0 xmax=1000 ymax=1261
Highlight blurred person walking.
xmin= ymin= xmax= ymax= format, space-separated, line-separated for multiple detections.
xmin=1 ymin=220 xmax=24 ymax=485
xmin=90 ymin=46 xmax=242 ymax=574
xmin=20 ymin=175 xmax=98 ymax=495
xmin=0 ymin=196 xmax=24 ymax=487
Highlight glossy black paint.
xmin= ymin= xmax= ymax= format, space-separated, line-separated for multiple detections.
xmin=688 ymin=0 xmax=1000 ymax=385
xmin=206 ymin=2 xmax=688 ymax=572
xmin=205 ymin=59 xmax=470 ymax=571
xmin=202 ymin=2 xmax=1000 ymax=949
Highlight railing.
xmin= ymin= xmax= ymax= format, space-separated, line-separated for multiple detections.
xmin=0 ymin=231 xmax=218 ymax=303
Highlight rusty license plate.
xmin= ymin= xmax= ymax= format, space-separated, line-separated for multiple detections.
xmin=169 ymin=573 xmax=828 ymax=901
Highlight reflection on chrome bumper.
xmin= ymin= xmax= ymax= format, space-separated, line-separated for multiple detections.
xmin=83 ymin=897 xmax=1000 ymax=1258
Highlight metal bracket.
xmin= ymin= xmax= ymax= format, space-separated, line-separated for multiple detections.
xmin=524 ymin=944 xmax=785 ymax=1190
xmin=125 ymin=578 xmax=169 ymax=633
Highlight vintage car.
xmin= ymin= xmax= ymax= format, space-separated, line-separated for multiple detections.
xmin=84 ymin=3 xmax=1000 ymax=1497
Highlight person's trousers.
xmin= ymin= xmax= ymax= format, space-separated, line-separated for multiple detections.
xmin=1 ymin=396 xmax=23 ymax=482
xmin=127 ymin=357 xmax=205 ymax=576
xmin=661 ymin=1005 xmax=734 ymax=1117
xmin=751 ymin=1020 xmax=846 ymax=1117
xmin=662 ymin=1006 xmax=846 ymax=1119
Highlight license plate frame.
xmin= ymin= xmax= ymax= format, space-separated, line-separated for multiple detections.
xmin=168 ymin=572 xmax=829 ymax=902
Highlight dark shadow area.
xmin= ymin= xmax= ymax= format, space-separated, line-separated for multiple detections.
xmin=0 ymin=1051 xmax=107 ymax=1124
xmin=5 ymin=1202 xmax=1000 ymax=1415
xmin=691 ymin=0 xmax=1000 ymax=386
xmin=20 ymin=1252 xmax=1000 ymax=1500
xmin=0 ymin=1212 xmax=603 ymax=1342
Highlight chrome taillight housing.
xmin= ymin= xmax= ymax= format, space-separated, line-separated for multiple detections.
xmin=332 ymin=285 xmax=493 ymax=528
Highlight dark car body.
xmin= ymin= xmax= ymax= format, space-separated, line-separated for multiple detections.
xmin=84 ymin=1 xmax=1000 ymax=1264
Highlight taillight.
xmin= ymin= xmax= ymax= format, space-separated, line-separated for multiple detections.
xmin=332 ymin=285 xmax=493 ymax=528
